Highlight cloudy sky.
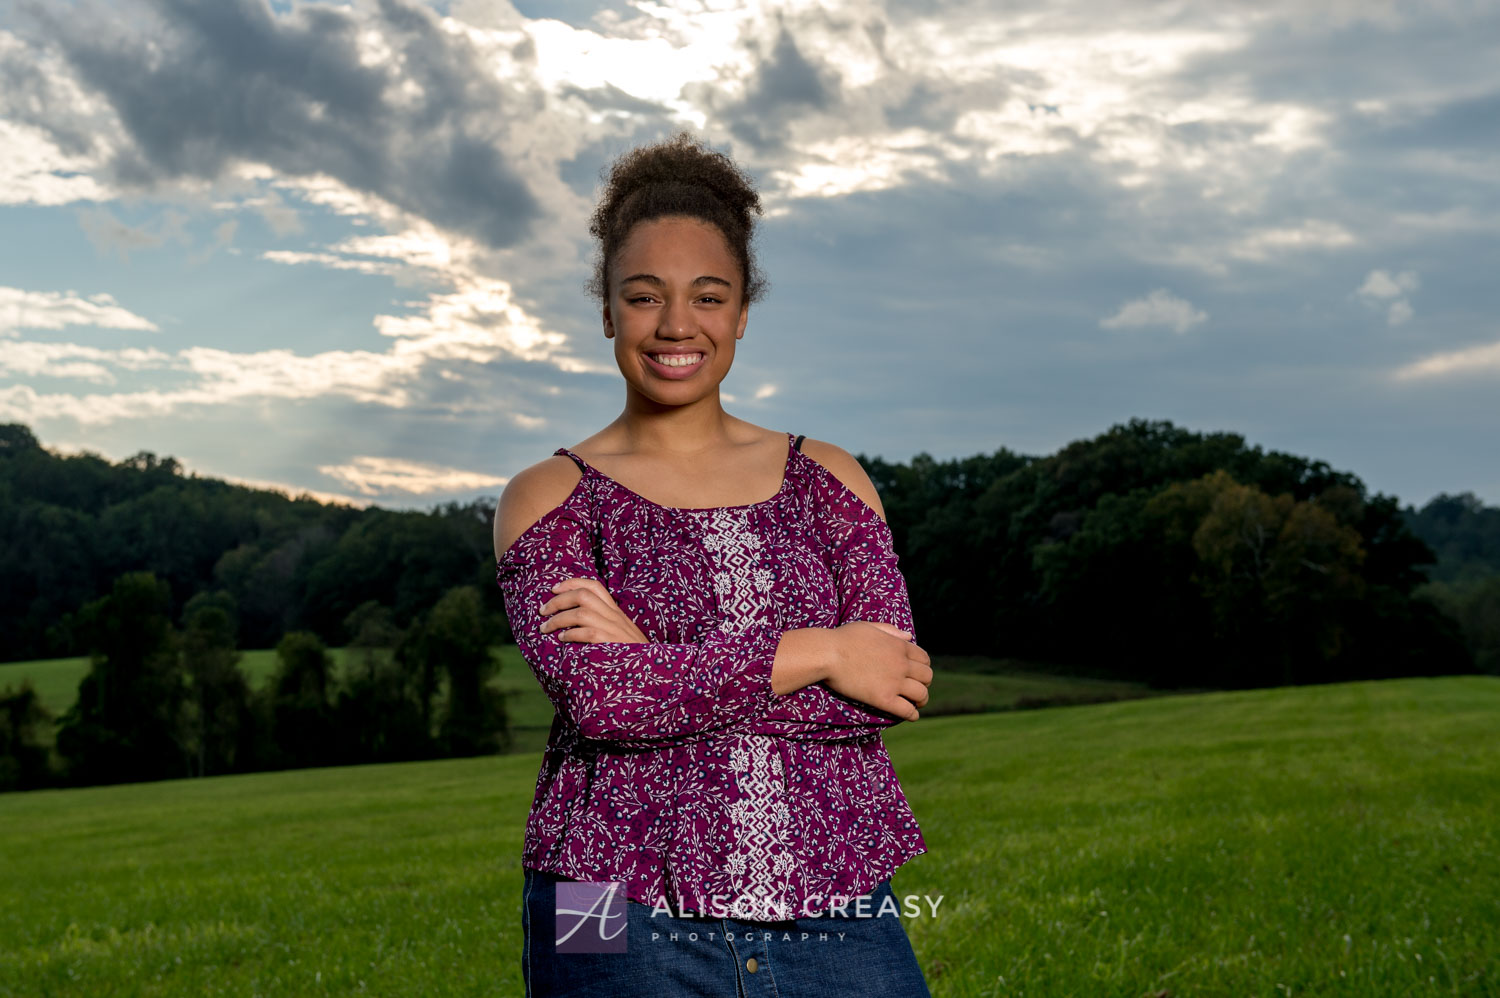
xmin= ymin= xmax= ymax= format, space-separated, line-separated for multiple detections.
xmin=2 ymin=0 xmax=1496 ymax=511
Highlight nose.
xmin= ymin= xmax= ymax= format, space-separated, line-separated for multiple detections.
xmin=658 ymin=296 xmax=696 ymax=338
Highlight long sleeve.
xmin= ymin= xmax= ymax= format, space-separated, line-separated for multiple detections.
xmin=744 ymin=484 xmax=918 ymax=742
xmin=495 ymin=504 xmax=782 ymax=750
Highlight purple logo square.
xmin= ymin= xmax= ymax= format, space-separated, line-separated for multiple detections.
xmin=556 ymin=880 xmax=628 ymax=953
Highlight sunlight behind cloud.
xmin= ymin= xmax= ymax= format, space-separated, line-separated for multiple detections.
xmin=3 ymin=0 xmax=1497 ymax=506
xmin=318 ymin=455 xmax=509 ymax=497
xmin=0 ymin=271 xmax=594 ymax=427
xmin=0 ymin=121 xmax=112 ymax=206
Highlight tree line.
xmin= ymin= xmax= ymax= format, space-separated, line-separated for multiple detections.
xmin=3 ymin=418 xmax=1498 ymax=791
xmin=0 ymin=571 xmax=507 ymax=792
xmin=861 ymin=419 xmax=1493 ymax=687
xmin=0 ymin=423 xmax=506 ymax=661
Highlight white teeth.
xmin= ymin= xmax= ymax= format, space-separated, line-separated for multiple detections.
xmin=651 ymin=353 xmax=703 ymax=368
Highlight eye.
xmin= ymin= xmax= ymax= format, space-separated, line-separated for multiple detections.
xmin=627 ymin=295 xmax=657 ymax=304
xmin=698 ymin=295 xmax=723 ymax=304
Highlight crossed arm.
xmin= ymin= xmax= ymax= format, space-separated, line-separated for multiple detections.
xmin=492 ymin=451 xmax=929 ymax=751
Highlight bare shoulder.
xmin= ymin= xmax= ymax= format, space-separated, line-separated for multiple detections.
xmin=493 ymin=454 xmax=585 ymax=562
xmin=797 ymin=436 xmax=887 ymax=521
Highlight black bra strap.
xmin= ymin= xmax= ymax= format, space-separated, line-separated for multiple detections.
xmin=555 ymin=448 xmax=588 ymax=474
xmin=794 ymin=434 xmax=806 ymax=452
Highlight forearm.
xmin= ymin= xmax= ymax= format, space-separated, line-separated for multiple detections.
xmin=753 ymin=626 xmax=902 ymax=742
xmin=768 ymin=628 xmax=835 ymax=695
xmin=497 ymin=506 xmax=783 ymax=748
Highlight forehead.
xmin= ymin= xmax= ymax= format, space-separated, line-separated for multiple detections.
xmin=615 ymin=216 xmax=736 ymax=273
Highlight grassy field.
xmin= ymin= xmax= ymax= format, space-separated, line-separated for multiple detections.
xmin=1 ymin=675 xmax=1495 ymax=996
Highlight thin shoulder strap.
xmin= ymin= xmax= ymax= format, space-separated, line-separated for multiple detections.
xmin=794 ymin=434 xmax=806 ymax=453
xmin=554 ymin=447 xmax=588 ymax=475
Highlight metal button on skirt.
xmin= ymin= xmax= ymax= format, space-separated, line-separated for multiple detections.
xmin=521 ymin=866 xmax=933 ymax=997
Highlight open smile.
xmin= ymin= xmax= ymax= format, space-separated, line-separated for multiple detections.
xmin=644 ymin=352 xmax=707 ymax=378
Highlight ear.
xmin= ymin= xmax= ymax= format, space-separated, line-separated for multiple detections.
xmin=602 ymin=302 xmax=615 ymax=339
xmin=735 ymin=300 xmax=749 ymax=339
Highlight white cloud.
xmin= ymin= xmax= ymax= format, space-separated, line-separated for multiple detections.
xmin=0 ymin=120 xmax=112 ymax=205
xmin=1100 ymin=289 xmax=1208 ymax=334
xmin=1357 ymin=269 xmax=1420 ymax=300
xmin=260 ymin=250 xmax=409 ymax=279
xmin=317 ymin=455 xmax=509 ymax=497
xmin=0 ymin=341 xmax=176 ymax=383
xmin=1356 ymin=269 xmax=1420 ymax=326
xmin=209 ymin=472 xmax=372 ymax=509
xmin=373 ymin=275 xmax=608 ymax=372
xmin=1230 ymin=220 xmax=1357 ymax=261
xmin=0 ymin=286 xmax=159 ymax=335
xmin=1391 ymin=338 xmax=1500 ymax=381
xmin=0 ymin=275 xmax=596 ymax=425
xmin=261 ymin=222 xmax=462 ymax=282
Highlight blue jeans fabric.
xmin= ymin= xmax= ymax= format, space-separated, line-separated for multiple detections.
xmin=521 ymin=866 xmax=933 ymax=997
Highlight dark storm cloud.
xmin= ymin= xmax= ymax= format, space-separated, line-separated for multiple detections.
xmin=718 ymin=26 xmax=841 ymax=153
xmin=16 ymin=0 xmax=540 ymax=248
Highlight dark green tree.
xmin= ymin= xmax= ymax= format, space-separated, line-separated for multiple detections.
xmin=179 ymin=596 xmax=254 ymax=777
xmin=267 ymin=631 xmax=338 ymax=768
xmin=55 ymin=571 xmax=190 ymax=785
xmin=344 ymin=600 xmax=403 ymax=681
xmin=0 ymin=680 xmax=54 ymax=791
xmin=1420 ymin=575 xmax=1500 ymax=676
xmin=334 ymin=601 xmax=433 ymax=763
xmin=406 ymin=586 xmax=509 ymax=757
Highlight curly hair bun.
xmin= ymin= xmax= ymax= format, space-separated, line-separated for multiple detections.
xmin=587 ymin=131 xmax=768 ymax=305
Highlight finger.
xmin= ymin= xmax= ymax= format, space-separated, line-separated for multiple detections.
xmin=539 ymin=607 xmax=587 ymax=634
xmin=900 ymin=678 xmax=930 ymax=708
xmin=883 ymin=695 xmax=920 ymax=722
xmin=540 ymin=586 xmax=597 ymax=617
xmin=907 ymin=659 xmax=934 ymax=685
xmin=553 ymin=578 xmax=616 ymax=608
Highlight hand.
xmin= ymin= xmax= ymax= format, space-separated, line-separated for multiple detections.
xmin=539 ymin=577 xmax=649 ymax=644
xmin=824 ymin=620 xmax=933 ymax=721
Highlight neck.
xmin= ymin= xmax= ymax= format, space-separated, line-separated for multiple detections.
xmin=610 ymin=390 xmax=744 ymax=456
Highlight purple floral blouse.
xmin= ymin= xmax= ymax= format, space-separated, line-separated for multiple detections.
xmin=494 ymin=431 xmax=927 ymax=920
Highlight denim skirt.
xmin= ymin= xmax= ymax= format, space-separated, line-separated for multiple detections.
xmin=521 ymin=866 xmax=932 ymax=997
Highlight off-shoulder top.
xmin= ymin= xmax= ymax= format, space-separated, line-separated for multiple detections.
xmin=493 ymin=430 xmax=927 ymax=920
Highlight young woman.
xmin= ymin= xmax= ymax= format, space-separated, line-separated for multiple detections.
xmin=494 ymin=132 xmax=935 ymax=997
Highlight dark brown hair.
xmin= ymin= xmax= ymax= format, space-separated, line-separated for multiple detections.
xmin=587 ymin=131 xmax=768 ymax=305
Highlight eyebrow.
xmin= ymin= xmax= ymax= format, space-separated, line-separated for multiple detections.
xmin=619 ymin=273 xmax=733 ymax=290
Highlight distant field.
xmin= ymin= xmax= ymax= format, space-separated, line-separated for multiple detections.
xmin=1 ymin=676 xmax=1495 ymax=996
xmin=1 ymin=648 xmax=1157 ymax=758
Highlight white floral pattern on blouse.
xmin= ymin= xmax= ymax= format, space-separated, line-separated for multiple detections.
xmin=495 ymin=431 xmax=926 ymax=920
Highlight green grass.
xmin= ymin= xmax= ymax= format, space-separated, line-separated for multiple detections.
xmin=1 ymin=675 xmax=1495 ymax=996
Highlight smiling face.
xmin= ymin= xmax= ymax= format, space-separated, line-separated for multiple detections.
xmin=603 ymin=214 xmax=750 ymax=404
